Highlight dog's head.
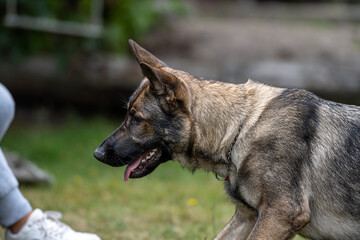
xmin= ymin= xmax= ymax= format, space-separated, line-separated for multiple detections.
xmin=94 ymin=40 xmax=193 ymax=181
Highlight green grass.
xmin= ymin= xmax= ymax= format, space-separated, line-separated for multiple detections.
xmin=1 ymin=114 xmax=305 ymax=240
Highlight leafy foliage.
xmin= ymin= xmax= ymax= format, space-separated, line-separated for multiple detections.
xmin=0 ymin=0 xmax=185 ymax=62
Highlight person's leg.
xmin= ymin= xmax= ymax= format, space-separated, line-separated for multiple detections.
xmin=0 ymin=148 xmax=32 ymax=229
xmin=0 ymin=83 xmax=32 ymax=229
xmin=0 ymin=84 xmax=101 ymax=240
xmin=0 ymin=83 xmax=15 ymax=141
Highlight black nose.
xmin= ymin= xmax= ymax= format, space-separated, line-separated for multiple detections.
xmin=94 ymin=148 xmax=105 ymax=161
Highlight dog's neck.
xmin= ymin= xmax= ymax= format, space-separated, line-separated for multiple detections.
xmin=186 ymin=78 xmax=283 ymax=173
xmin=189 ymin=79 xmax=249 ymax=160
xmin=165 ymin=67 xmax=283 ymax=174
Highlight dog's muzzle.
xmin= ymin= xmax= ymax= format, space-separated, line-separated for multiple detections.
xmin=94 ymin=148 xmax=105 ymax=161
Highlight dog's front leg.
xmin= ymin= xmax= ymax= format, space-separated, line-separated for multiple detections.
xmin=214 ymin=204 xmax=256 ymax=240
xmin=246 ymin=205 xmax=310 ymax=240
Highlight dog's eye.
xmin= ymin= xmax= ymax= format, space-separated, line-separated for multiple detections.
xmin=132 ymin=115 xmax=143 ymax=124
xmin=129 ymin=109 xmax=143 ymax=124
xmin=130 ymin=109 xmax=136 ymax=116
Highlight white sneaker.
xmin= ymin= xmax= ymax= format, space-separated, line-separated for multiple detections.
xmin=5 ymin=209 xmax=101 ymax=240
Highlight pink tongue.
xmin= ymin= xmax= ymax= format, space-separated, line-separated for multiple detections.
xmin=124 ymin=157 xmax=142 ymax=182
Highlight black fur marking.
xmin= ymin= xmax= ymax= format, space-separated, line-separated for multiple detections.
xmin=327 ymin=123 xmax=360 ymax=219
xmin=186 ymin=122 xmax=196 ymax=159
xmin=237 ymin=89 xmax=320 ymax=208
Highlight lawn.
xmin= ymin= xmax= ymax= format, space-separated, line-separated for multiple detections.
xmin=1 ymin=114 xmax=305 ymax=240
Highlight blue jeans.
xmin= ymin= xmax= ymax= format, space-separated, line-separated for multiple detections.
xmin=0 ymin=83 xmax=32 ymax=227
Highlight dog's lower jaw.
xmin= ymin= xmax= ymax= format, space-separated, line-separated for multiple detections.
xmin=124 ymin=148 xmax=162 ymax=181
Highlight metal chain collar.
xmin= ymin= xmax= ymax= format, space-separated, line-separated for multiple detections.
xmin=226 ymin=126 xmax=242 ymax=163
xmin=215 ymin=126 xmax=242 ymax=181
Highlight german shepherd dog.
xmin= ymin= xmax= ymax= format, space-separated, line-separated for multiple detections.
xmin=94 ymin=40 xmax=360 ymax=240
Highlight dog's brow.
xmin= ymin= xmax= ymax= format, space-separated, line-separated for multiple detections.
xmin=127 ymin=81 xmax=148 ymax=110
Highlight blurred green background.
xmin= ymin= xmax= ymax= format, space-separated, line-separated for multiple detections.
xmin=0 ymin=0 xmax=185 ymax=61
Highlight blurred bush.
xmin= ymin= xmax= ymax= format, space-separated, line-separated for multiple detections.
xmin=0 ymin=0 xmax=186 ymax=63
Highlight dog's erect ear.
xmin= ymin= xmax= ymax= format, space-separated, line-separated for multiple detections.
xmin=129 ymin=39 xmax=167 ymax=68
xmin=140 ymin=62 xmax=190 ymax=113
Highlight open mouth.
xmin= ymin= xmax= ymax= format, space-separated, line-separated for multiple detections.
xmin=124 ymin=148 xmax=162 ymax=181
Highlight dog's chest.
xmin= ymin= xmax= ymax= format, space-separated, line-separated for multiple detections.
xmin=224 ymin=145 xmax=263 ymax=209
xmin=224 ymin=175 xmax=261 ymax=210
